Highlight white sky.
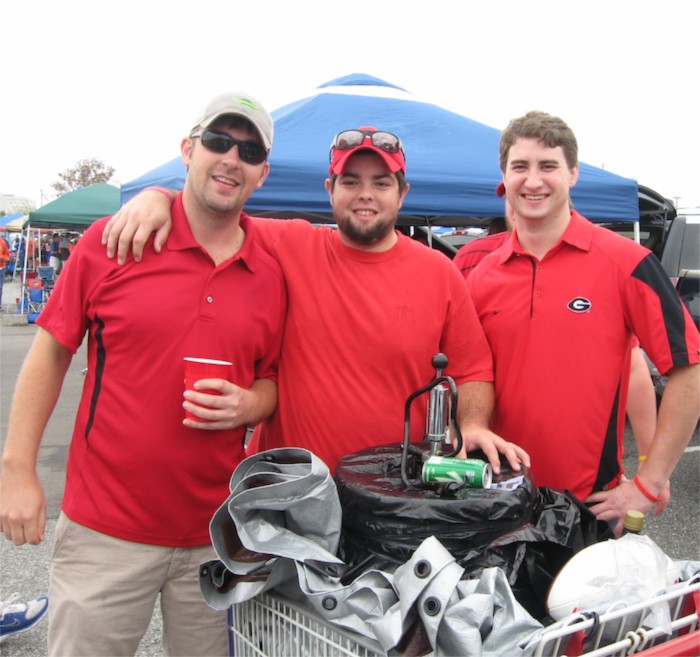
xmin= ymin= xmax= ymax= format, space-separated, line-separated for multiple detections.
xmin=2 ymin=0 xmax=697 ymax=210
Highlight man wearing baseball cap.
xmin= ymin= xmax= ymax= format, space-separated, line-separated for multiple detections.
xmin=102 ymin=124 xmax=530 ymax=477
xmin=190 ymin=91 xmax=274 ymax=150
xmin=0 ymin=92 xmax=287 ymax=656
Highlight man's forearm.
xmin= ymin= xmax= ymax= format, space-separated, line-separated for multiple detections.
xmin=456 ymin=380 xmax=495 ymax=430
xmin=244 ymin=378 xmax=278 ymax=426
xmin=641 ymin=364 xmax=699 ymax=493
xmin=2 ymin=329 xmax=73 ymax=473
xmin=626 ymin=346 xmax=657 ymax=457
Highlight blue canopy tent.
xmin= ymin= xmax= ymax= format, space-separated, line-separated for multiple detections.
xmin=0 ymin=212 xmax=27 ymax=229
xmin=121 ymin=73 xmax=640 ymax=226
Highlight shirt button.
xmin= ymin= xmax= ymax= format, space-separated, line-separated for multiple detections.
xmin=206 ymin=296 xmax=213 ymax=303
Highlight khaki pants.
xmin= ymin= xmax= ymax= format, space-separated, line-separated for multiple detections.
xmin=48 ymin=513 xmax=230 ymax=657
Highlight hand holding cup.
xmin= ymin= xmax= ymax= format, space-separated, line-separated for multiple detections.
xmin=183 ymin=357 xmax=232 ymax=423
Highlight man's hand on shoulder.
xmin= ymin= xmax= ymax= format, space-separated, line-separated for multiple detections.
xmin=101 ymin=189 xmax=176 ymax=264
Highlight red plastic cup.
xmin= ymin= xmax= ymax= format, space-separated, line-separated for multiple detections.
xmin=183 ymin=357 xmax=232 ymax=422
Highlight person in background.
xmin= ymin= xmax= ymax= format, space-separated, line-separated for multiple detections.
xmin=465 ymin=110 xmax=698 ymax=533
xmin=58 ymin=234 xmax=70 ymax=269
xmin=0 ymin=235 xmax=9 ymax=310
xmin=48 ymin=233 xmax=61 ymax=274
xmin=27 ymin=236 xmax=36 ymax=270
xmin=100 ymin=125 xmax=530 ymax=477
xmin=0 ymin=593 xmax=48 ymax=643
xmin=41 ymin=235 xmax=51 ymax=265
xmin=453 ymin=185 xmax=511 ymax=280
xmin=0 ymin=91 xmax=286 ymax=657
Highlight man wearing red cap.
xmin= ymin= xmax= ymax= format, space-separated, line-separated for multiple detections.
xmin=101 ymin=126 xmax=530 ymax=476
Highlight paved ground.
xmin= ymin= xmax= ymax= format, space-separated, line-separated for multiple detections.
xmin=1 ymin=277 xmax=698 ymax=655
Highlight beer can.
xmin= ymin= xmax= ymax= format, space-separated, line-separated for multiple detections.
xmin=421 ymin=456 xmax=492 ymax=488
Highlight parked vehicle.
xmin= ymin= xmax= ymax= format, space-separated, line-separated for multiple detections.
xmin=676 ymin=268 xmax=700 ymax=330
xmin=645 ymin=209 xmax=700 ymax=403
xmin=659 ymin=210 xmax=700 ymax=279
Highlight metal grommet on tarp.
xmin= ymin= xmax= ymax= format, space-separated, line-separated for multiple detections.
xmin=414 ymin=560 xmax=432 ymax=579
xmin=423 ymin=596 xmax=441 ymax=616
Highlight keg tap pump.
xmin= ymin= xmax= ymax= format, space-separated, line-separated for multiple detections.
xmin=400 ymin=353 xmax=464 ymax=487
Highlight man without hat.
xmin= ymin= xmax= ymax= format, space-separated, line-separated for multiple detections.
xmin=101 ymin=126 xmax=530 ymax=476
xmin=466 ymin=110 xmax=699 ymax=533
xmin=0 ymin=92 xmax=287 ymax=656
xmin=453 ymin=189 xmax=664 ymax=513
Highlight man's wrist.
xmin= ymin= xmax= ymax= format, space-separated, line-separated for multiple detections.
xmin=633 ymin=474 xmax=660 ymax=503
xmin=143 ymin=187 xmax=176 ymax=204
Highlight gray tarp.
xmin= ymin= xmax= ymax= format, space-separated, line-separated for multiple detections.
xmin=200 ymin=448 xmax=542 ymax=656
xmin=201 ymin=448 xmax=700 ymax=656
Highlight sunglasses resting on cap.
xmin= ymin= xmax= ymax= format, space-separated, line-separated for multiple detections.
xmin=329 ymin=127 xmax=406 ymax=176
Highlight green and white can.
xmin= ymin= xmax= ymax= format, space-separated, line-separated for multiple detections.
xmin=421 ymin=456 xmax=492 ymax=488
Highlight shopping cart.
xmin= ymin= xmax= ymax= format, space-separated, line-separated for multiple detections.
xmin=231 ymin=593 xmax=385 ymax=657
xmin=531 ymin=574 xmax=700 ymax=656
xmin=230 ymin=574 xmax=699 ymax=657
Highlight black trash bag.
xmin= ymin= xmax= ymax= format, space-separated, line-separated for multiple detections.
xmin=335 ymin=443 xmax=613 ymax=622
xmin=335 ymin=443 xmax=537 ymax=572
xmin=459 ymin=488 xmax=615 ymax=621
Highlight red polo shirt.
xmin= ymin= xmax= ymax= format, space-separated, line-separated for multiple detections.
xmin=467 ymin=211 xmax=699 ymax=499
xmin=38 ymin=196 xmax=286 ymax=546
xmin=453 ymin=232 xmax=508 ymax=281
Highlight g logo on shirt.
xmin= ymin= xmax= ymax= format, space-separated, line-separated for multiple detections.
xmin=567 ymin=297 xmax=592 ymax=313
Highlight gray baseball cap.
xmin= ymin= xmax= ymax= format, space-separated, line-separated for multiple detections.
xmin=190 ymin=92 xmax=273 ymax=150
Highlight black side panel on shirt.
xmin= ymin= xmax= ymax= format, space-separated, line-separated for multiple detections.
xmin=84 ymin=315 xmax=106 ymax=441
xmin=593 ymin=384 xmax=622 ymax=493
xmin=632 ymin=254 xmax=691 ymax=367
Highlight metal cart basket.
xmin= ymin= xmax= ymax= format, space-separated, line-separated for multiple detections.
xmin=231 ymin=575 xmax=699 ymax=657
xmin=231 ymin=592 xmax=384 ymax=657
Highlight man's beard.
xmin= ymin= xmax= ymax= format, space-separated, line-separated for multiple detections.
xmin=336 ymin=214 xmax=395 ymax=247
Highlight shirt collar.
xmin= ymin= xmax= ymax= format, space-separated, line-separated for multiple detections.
xmin=169 ymin=193 xmax=258 ymax=272
xmin=497 ymin=210 xmax=592 ymax=264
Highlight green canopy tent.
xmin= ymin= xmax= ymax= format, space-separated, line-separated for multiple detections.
xmin=16 ymin=184 xmax=121 ymax=314
xmin=26 ymin=183 xmax=121 ymax=231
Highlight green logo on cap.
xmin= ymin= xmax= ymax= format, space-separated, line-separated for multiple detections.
xmin=234 ymin=98 xmax=258 ymax=110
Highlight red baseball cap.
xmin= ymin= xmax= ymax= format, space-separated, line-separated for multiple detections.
xmin=329 ymin=126 xmax=406 ymax=176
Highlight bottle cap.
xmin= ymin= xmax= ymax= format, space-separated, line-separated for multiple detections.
xmin=623 ymin=509 xmax=645 ymax=533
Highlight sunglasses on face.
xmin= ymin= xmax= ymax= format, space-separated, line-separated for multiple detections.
xmin=196 ymin=130 xmax=268 ymax=165
xmin=332 ymin=129 xmax=403 ymax=154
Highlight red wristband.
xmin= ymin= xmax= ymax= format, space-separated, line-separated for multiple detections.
xmin=633 ymin=475 xmax=660 ymax=503
xmin=144 ymin=186 xmax=176 ymax=203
